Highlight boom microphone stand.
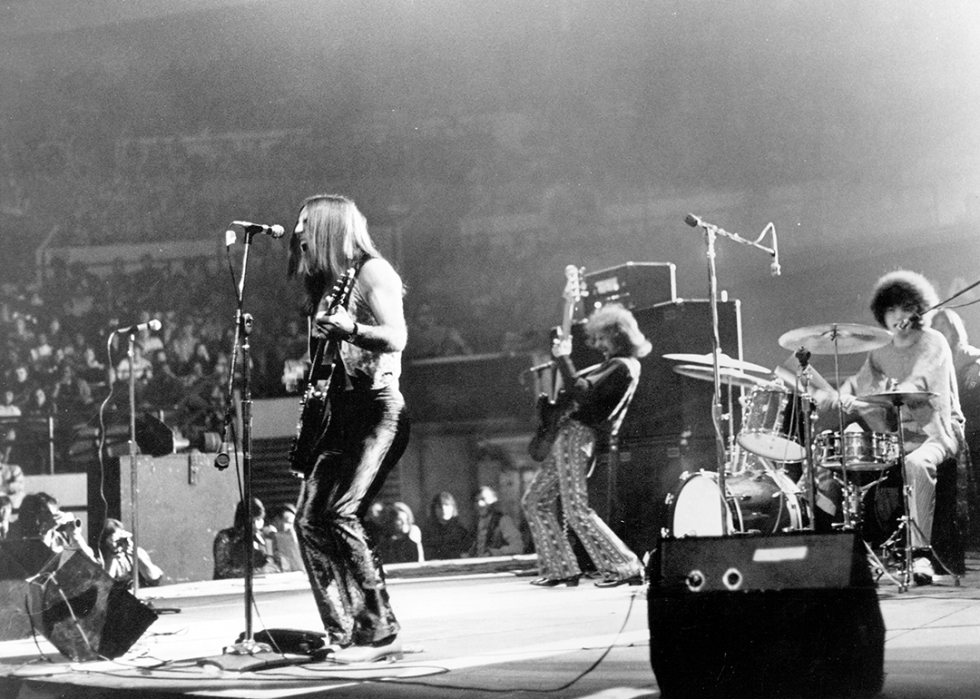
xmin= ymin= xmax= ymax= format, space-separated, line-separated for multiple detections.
xmin=685 ymin=214 xmax=780 ymax=536
xmin=204 ymin=224 xmax=281 ymax=668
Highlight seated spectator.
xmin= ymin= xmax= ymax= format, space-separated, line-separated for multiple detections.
xmin=0 ymin=494 xmax=11 ymax=539
xmin=10 ymin=492 xmax=98 ymax=562
xmin=98 ymin=518 xmax=164 ymax=587
xmin=468 ymin=486 xmax=523 ymax=558
xmin=1 ymin=463 xmax=25 ymax=515
xmin=212 ymin=497 xmax=281 ymax=579
xmin=113 ymin=343 xmax=153 ymax=384
xmin=0 ymin=390 xmax=21 ymax=417
xmin=263 ymin=503 xmax=304 ymax=573
xmin=421 ymin=491 xmax=472 ymax=560
xmin=376 ymin=502 xmax=424 ymax=564
xmin=408 ymin=303 xmax=473 ymax=358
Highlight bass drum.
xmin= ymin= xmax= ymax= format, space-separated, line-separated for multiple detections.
xmin=664 ymin=470 xmax=806 ymax=538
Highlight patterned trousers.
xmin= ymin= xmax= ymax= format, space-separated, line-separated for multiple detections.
xmin=522 ymin=421 xmax=642 ymax=580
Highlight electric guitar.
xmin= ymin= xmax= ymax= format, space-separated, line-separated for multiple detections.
xmin=288 ymin=267 xmax=358 ymax=479
xmin=527 ymin=265 xmax=583 ymax=462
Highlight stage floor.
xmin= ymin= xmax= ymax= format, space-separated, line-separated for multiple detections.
xmin=1 ymin=553 xmax=978 ymax=699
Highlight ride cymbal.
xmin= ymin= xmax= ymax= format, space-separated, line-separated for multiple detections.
xmin=672 ymin=364 xmax=771 ymax=389
xmin=662 ymin=352 xmax=770 ymax=374
xmin=778 ymin=323 xmax=891 ymax=354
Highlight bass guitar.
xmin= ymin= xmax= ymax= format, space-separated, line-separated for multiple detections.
xmin=288 ymin=267 xmax=358 ymax=479
xmin=527 ymin=264 xmax=583 ymax=462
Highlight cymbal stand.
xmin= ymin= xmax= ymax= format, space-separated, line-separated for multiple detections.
xmin=792 ymin=347 xmax=819 ymax=530
xmin=826 ymin=326 xmax=856 ymax=530
xmin=878 ymin=399 xmax=960 ymax=590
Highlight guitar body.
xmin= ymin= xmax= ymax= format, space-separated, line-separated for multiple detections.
xmin=527 ymin=392 xmax=574 ymax=462
xmin=288 ymin=267 xmax=357 ymax=480
xmin=288 ymin=375 xmax=330 ymax=479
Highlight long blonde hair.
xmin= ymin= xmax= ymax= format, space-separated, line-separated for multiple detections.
xmin=288 ymin=194 xmax=382 ymax=314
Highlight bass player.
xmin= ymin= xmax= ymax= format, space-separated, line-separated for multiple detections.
xmin=522 ymin=302 xmax=649 ymax=588
xmin=287 ymin=194 xmax=410 ymax=663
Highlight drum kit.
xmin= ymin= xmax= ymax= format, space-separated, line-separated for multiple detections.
xmin=661 ymin=322 xmax=943 ymax=589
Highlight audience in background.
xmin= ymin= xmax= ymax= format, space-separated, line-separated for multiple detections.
xmin=212 ymin=497 xmax=281 ymax=579
xmin=10 ymin=492 xmax=98 ymax=562
xmin=376 ymin=502 xmax=424 ymax=564
xmin=98 ymin=517 xmax=165 ymax=587
xmin=421 ymin=491 xmax=472 ymax=560
xmin=263 ymin=503 xmax=304 ymax=573
xmin=467 ymin=486 xmax=523 ymax=558
xmin=0 ymin=494 xmax=12 ymax=539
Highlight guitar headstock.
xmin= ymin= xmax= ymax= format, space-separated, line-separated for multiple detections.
xmin=563 ymin=264 xmax=584 ymax=306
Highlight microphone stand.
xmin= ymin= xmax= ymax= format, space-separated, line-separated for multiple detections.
xmin=701 ymin=224 xmax=730 ymax=534
xmin=209 ymin=228 xmax=275 ymax=667
xmin=126 ymin=332 xmax=141 ymax=599
xmin=687 ymin=215 xmax=778 ymax=536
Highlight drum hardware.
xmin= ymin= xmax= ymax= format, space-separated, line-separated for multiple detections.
xmin=778 ymin=325 xmax=888 ymax=534
xmin=670 ymin=362 xmax=772 ymax=470
xmin=736 ymin=385 xmax=814 ymax=463
xmin=671 ymin=363 xmax=770 ymax=389
xmin=663 ymin=352 xmax=771 ymax=375
xmin=856 ymin=389 xmax=959 ymax=591
xmin=814 ymin=430 xmax=900 ymax=471
xmin=777 ymin=323 xmax=892 ymax=356
xmin=662 ymin=468 xmax=806 ymax=539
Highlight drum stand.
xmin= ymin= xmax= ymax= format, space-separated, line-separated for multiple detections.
xmin=875 ymin=398 xmax=960 ymax=590
xmin=833 ymin=469 xmax=903 ymax=588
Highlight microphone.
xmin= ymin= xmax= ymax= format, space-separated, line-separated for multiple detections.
xmin=897 ymin=314 xmax=920 ymax=331
xmin=684 ymin=213 xmax=702 ymax=228
xmin=113 ymin=319 xmax=162 ymax=335
xmin=231 ymin=221 xmax=285 ymax=239
xmin=527 ymin=360 xmax=556 ymax=373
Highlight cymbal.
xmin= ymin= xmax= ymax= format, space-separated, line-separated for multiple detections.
xmin=778 ymin=323 xmax=891 ymax=354
xmin=857 ymin=390 xmax=937 ymax=407
xmin=663 ymin=352 xmax=770 ymax=374
xmin=673 ymin=364 xmax=770 ymax=389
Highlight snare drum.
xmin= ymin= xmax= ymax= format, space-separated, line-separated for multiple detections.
xmin=815 ymin=431 xmax=899 ymax=471
xmin=664 ymin=470 xmax=805 ymax=538
xmin=737 ymin=387 xmax=811 ymax=462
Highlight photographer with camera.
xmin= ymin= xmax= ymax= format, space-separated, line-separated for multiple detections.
xmin=11 ymin=492 xmax=98 ymax=563
xmin=98 ymin=518 xmax=164 ymax=587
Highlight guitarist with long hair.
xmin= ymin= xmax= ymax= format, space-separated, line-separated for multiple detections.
xmin=287 ymin=194 xmax=410 ymax=663
xmin=522 ymin=301 xmax=650 ymax=588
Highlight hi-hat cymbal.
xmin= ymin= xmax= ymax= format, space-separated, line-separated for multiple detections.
xmin=673 ymin=364 xmax=770 ymax=389
xmin=778 ymin=323 xmax=891 ymax=354
xmin=663 ymin=352 xmax=770 ymax=374
xmin=857 ymin=390 xmax=937 ymax=407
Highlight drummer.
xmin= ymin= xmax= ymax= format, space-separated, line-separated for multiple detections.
xmin=781 ymin=270 xmax=964 ymax=585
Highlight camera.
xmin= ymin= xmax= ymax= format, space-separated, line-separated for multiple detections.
xmin=55 ymin=515 xmax=81 ymax=533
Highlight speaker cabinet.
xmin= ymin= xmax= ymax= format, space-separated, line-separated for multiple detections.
xmin=623 ymin=299 xmax=744 ymax=441
xmin=27 ymin=550 xmax=158 ymax=660
xmin=0 ymin=539 xmax=59 ymax=641
xmin=648 ymin=532 xmax=885 ymax=699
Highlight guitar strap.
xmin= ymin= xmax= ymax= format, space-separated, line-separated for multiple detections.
xmin=584 ymin=357 xmax=639 ymax=479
